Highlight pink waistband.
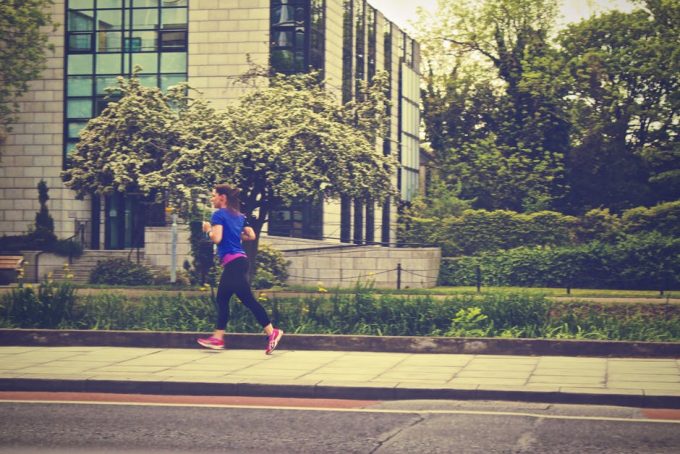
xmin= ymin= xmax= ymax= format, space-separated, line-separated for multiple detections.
xmin=221 ymin=252 xmax=247 ymax=266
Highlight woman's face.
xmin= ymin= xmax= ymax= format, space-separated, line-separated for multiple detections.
xmin=210 ymin=190 xmax=226 ymax=208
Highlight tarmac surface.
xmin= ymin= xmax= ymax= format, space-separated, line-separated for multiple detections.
xmin=1 ymin=343 xmax=679 ymax=408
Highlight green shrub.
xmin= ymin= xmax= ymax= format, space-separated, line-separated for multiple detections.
xmin=252 ymin=269 xmax=278 ymax=289
xmin=255 ymin=244 xmax=289 ymax=285
xmin=439 ymin=233 xmax=680 ymax=290
xmin=89 ymin=258 xmax=154 ymax=285
xmin=0 ymin=279 xmax=76 ymax=328
xmin=622 ymin=200 xmax=680 ymax=237
xmin=50 ymin=239 xmax=84 ymax=258
xmin=401 ymin=209 xmax=577 ymax=255
xmin=1 ymin=288 xmax=679 ymax=341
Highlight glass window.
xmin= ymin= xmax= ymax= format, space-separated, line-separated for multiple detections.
xmin=295 ymin=51 xmax=305 ymax=71
xmin=97 ymin=10 xmax=123 ymax=30
xmin=68 ymin=54 xmax=93 ymax=74
xmin=97 ymin=31 xmax=122 ymax=52
xmin=133 ymin=8 xmax=159 ymax=29
xmin=96 ymin=53 xmax=122 ymax=73
xmin=272 ymin=49 xmax=294 ymax=72
xmin=68 ymin=121 xmax=88 ymax=139
xmin=272 ymin=6 xmax=295 ymax=25
xmin=160 ymin=52 xmax=186 ymax=73
xmin=159 ymin=30 xmax=186 ymax=51
xmin=294 ymin=30 xmax=305 ymax=50
xmin=134 ymin=0 xmax=159 ymax=6
xmin=160 ymin=74 xmax=186 ymax=91
xmin=67 ymin=76 xmax=93 ymax=97
xmin=129 ymin=31 xmax=156 ymax=51
xmin=162 ymin=8 xmax=187 ymax=29
xmin=96 ymin=75 xmax=120 ymax=95
xmin=67 ymin=99 xmax=93 ymax=118
xmin=66 ymin=142 xmax=78 ymax=156
xmin=132 ymin=52 xmax=158 ymax=72
xmin=68 ymin=10 xmax=95 ymax=31
xmin=162 ymin=0 xmax=187 ymax=5
xmin=272 ymin=30 xmax=293 ymax=47
xmin=99 ymin=0 xmax=122 ymax=7
xmin=69 ymin=0 xmax=94 ymax=10
xmin=138 ymin=75 xmax=158 ymax=88
xmin=68 ymin=32 xmax=93 ymax=52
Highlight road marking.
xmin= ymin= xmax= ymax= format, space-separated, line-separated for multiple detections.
xmin=1 ymin=398 xmax=680 ymax=425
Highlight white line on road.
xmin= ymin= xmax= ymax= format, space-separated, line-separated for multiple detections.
xmin=1 ymin=399 xmax=679 ymax=425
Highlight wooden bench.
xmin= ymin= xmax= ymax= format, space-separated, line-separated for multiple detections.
xmin=0 ymin=255 xmax=24 ymax=284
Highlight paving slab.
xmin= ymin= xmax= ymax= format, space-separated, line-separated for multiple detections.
xmin=0 ymin=346 xmax=679 ymax=408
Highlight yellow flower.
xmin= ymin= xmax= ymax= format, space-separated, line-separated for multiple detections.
xmin=318 ymin=287 xmax=328 ymax=293
xmin=165 ymin=206 xmax=174 ymax=213
xmin=24 ymin=284 xmax=32 ymax=289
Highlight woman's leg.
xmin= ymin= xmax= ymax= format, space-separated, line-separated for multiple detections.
xmin=213 ymin=265 xmax=235 ymax=339
xmin=230 ymin=258 xmax=272 ymax=329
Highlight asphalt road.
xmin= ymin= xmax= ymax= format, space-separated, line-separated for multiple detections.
xmin=0 ymin=395 xmax=679 ymax=453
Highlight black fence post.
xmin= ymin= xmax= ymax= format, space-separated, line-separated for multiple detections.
xmin=397 ymin=263 xmax=402 ymax=290
xmin=476 ymin=265 xmax=481 ymax=293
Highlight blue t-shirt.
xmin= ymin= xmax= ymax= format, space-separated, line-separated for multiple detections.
xmin=210 ymin=208 xmax=247 ymax=259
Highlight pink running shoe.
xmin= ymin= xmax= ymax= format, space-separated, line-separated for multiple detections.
xmin=197 ymin=336 xmax=224 ymax=350
xmin=265 ymin=328 xmax=283 ymax=355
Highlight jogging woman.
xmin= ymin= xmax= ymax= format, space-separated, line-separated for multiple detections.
xmin=197 ymin=183 xmax=283 ymax=354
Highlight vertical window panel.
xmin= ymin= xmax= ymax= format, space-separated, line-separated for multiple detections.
xmin=132 ymin=8 xmax=159 ymax=29
xmin=96 ymin=53 xmax=122 ymax=73
xmin=67 ymin=76 xmax=93 ymax=96
xmin=68 ymin=10 xmax=95 ymax=31
xmin=68 ymin=54 xmax=94 ymax=74
xmin=67 ymin=99 xmax=93 ymax=118
xmin=97 ymin=10 xmax=123 ymax=30
xmin=132 ymin=52 xmax=159 ymax=72
xmin=162 ymin=8 xmax=187 ymax=29
xmin=160 ymin=52 xmax=186 ymax=73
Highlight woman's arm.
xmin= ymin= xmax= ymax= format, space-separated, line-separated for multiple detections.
xmin=203 ymin=221 xmax=223 ymax=244
xmin=241 ymin=226 xmax=256 ymax=241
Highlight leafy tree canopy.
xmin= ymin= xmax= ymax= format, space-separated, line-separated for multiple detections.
xmin=62 ymin=70 xmax=396 ymax=260
xmin=0 ymin=0 xmax=55 ymax=145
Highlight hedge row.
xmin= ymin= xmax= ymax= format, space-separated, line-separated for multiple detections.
xmin=402 ymin=200 xmax=680 ymax=256
xmin=439 ymin=232 xmax=680 ymax=291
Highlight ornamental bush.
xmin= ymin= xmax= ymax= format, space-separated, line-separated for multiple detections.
xmin=89 ymin=258 xmax=154 ymax=286
xmin=439 ymin=233 xmax=680 ymax=290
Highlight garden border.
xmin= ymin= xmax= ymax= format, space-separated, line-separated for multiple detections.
xmin=1 ymin=329 xmax=678 ymax=358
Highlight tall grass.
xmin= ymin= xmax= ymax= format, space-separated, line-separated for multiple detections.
xmin=1 ymin=283 xmax=679 ymax=341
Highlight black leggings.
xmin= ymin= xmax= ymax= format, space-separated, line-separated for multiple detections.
xmin=215 ymin=257 xmax=270 ymax=330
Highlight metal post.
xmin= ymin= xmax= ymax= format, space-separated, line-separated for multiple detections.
xmin=476 ymin=265 xmax=481 ymax=293
xmin=170 ymin=212 xmax=177 ymax=284
xmin=396 ymin=263 xmax=402 ymax=290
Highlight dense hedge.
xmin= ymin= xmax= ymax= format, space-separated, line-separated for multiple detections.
xmin=402 ymin=200 xmax=680 ymax=256
xmin=439 ymin=233 xmax=680 ymax=291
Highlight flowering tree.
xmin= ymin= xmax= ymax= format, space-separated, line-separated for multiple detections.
xmin=62 ymin=71 xmax=396 ymax=265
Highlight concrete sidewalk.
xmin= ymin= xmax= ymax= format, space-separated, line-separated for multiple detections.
xmin=1 ymin=345 xmax=679 ymax=408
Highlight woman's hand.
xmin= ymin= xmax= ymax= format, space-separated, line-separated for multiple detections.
xmin=202 ymin=221 xmax=211 ymax=233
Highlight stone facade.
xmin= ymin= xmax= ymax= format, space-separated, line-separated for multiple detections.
xmin=0 ymin=0 xmax=90 ymax=240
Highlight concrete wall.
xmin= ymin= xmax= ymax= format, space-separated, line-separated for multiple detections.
xmin=144 ymin=226 xmax=193 ymax=271
xmin=283 ymin=245 xmax=441 ymax=289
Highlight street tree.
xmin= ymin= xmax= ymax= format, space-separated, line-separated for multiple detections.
xmin=557 ymin=0 xmax=680 ymax=211
xmin=415 ymin=0 xmax=569 ymax=212
xmin=62 ymin=71 xmax=396 ymax=267
xmin=0 ymin=0 xmax=56 ymax=147
xmin=212 ymin=71 xmax=396 ymax=261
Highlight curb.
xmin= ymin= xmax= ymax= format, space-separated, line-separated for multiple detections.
xmin=1 ymin=329 xmax=679 ymax=358
xmin=1 ymin=378 xmax=678 ymax=409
